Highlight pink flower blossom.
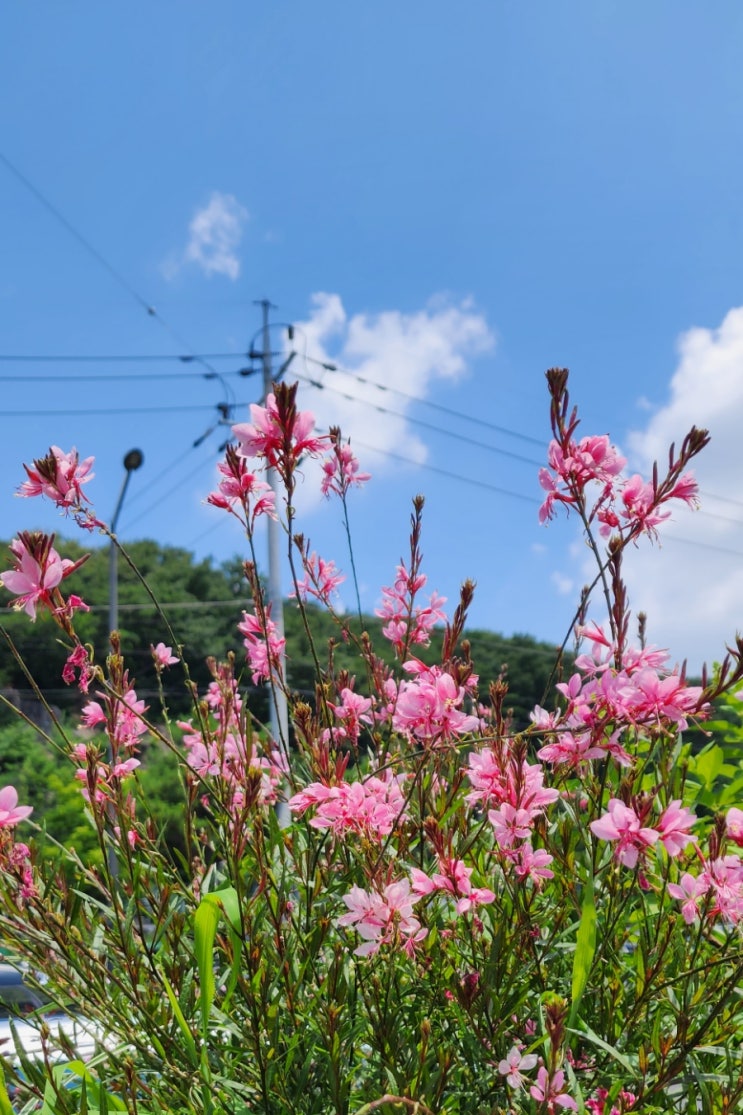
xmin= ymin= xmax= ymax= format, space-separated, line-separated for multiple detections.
xmin=702 ymin=855 xmax=743 ymax=924
xmin=151 ymin=642 xmax=180 ymax=669
xmin=539 ymin=435 xmax=626 ymax=524
xmin=19 ymin=446 xmax=95 ymax=510
xmin=498 ymin=1046 xmax=539 ymax=1089
xmin=289 ymin=773 xmax=406 ymax=841
xmin=337 ymin=879 xmax=427 ymax=957
xmin=320 ymin=441 xmax=371 ymax=498
xmin=0 ymin=786 xmax=33 ymax=828
xmin=668 ymin=872 xmax=710 ymax=924
xmin=62 ymin=643 xmax=93 ymax=692
xmin=291 ymin=552 xmax=345 ymax=604
xmin=513 ymin=843 xmax=555 ymax=886
xmin=0 ymin=533 xmax=83 ymax=620
xmin=656 ymin=800 xmax=697 ymax=857
xmin=327 ymin=687 xmax=373 ymax=745
xmin=489 ymin=803 xmax=535 ymax=849
xmin=726 ymin=807 xmax=743 ymax=846
xmin=590 ymin=799 xmax=659 ymax=868
xmin=5 ymin=840 xmax=36 ymax=901
xmin=410 ymin=857 xmax=495 ymax=914
xmin=529 ymin=1066 xmax=578 ymax=1111
xmin=232 ymin=390 xmax=326 ymax=470
xmin=393 ymin=663 xmax=479 ymax=743
xmin=238 ymin=608 xmax=286 ymax=685
xmin=207 ymin=449 xmax=277 ymax=526
xmin=81 ymin=700 xmax=107 ymax=728
xmin=376 ymin=562 xmax=447 ymax=653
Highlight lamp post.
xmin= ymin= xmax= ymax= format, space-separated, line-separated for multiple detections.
xmin=108 ymin=449 xmax=144 ymax=636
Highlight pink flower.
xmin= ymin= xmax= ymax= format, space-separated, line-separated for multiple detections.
xmin=62 ymin=644 xmax=93 ymax=693
xmin=291 ymin=552 xmax=345 ymax=605
xmin=0 ymin=786 xmax=32 ymax=828
xmin=232 ymin=388 xmax=326 ymax=471
xmin=289 ymin=773 xmax=406 ymax=841
xmin=0 ymin=533 xmax=82 ymax=620
xmin=726 ymin=807 xmax=743 ymax=846
xmin=238 ymin=608 xmax=286 ymax=685
xmin=513 ymin=844 xmax=555 ymax=886
xmin=207 ymin=449 xmax=277 ymax=526
xmin=328 ymin=688 xmax=373 ymax=745
xmin=498 ymin=1046 xmax=539 ymax=1088
xmin=668 ymin=872 xmax=709 ymax=924
xmin=337 ymin=879 xmax=427 ymax=956
xmin=539 ymin=434 xmax=626 ymax=524
xmin=111 ymin=757 xmax=141 ymax=778
xmin=410 ymin=857 xmax=495 ymax=914
xmin=590 ymin=799 xmax=659 ymax=868
xmin=530 ymin=1066 xmax=578 ymax=1111
xmin=489 ymin=803 xmax=534 ymax=849
xmin=702 ymin=855 xmax=743 ymax=924
xmin=656 ymin=800 xmax=697 ymax=857
xmin=19 ymin=446 xmax=94 ymax=509
xmin=376 ymin=562 xmax=447 ymax=653
xmin=320 ymin=441 xmax=371 ymax=498
xmin=393 ymin=664 xmax=479 ymax=743
xmin=151 ymin=642 xmax=180 ymax=669
xmin=81 ymin=700 xmax=107 ymax=728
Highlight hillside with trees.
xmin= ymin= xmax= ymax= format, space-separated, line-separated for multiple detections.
xmin=0 ymin=536 xmax=566 ymax=860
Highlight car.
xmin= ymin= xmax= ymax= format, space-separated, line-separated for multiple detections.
xmin=0 ymin=963 xmax=98 ymax=1069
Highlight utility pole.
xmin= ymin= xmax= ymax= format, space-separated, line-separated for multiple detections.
xmin=255 ymin=300 xmax=291 ymax=814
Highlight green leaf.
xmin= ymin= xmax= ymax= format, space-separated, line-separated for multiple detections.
xmin=40 ymin=1060 xmax=128 ymax=1114
xmin=568 ymin=1023 xmax=637 ymax=1075
xmin=160 ymin=973 xmax=198 ymax=1066
xmin=0 ymin=1063 xmax=13 ymax=1115
xmin=194 ymin=895 xmax=220 ymax=1034
xmin=194 ymin=886 xmax=241 ymax=1034
xmin=570 ymin=873 xmax=597 ymax=1024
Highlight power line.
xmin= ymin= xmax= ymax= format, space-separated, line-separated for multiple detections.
xmin=294 ymin=371 xmax=545 ymax=469
xmin=0 ymin=150 xmax=236 ymax=408
xmin=0 ymin=402 xmax=253 ymax=418
xmin=303 ymin=354 xmax=546 ymax=449
xmin=0 ymin=352 xmax=244 ymax=364
xmin=348 ymin=437 xmax=541 ymax=506
xmin=123 ymin=451 xmax=219 ymax=530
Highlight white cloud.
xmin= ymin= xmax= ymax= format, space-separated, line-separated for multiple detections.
xmin=166 ymin=192 xmax=248 ymax=280
xmin=621 ymin=306 xmax=743 ymax=669
xmin=551 ymin=572 xmax=574 ymax=596
xmin=289 ymin=292 xmax=494 ymax=480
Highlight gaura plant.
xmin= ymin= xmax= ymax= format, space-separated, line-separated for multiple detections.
xmin=0 ymin=370 xmax=742 ymax=1115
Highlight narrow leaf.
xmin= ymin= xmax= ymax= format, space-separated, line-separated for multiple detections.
xmin=161 ymin=973 xmax=198 ymax=1065
xmin=570 ymin=874 xmax=597 ymax=1023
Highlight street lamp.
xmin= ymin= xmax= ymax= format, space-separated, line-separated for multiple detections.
xmin=108 ymin=449 xmax=144 ymax=636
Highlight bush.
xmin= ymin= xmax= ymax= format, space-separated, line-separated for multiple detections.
xmin=0 ymin=374 xmax=741 ymax=1114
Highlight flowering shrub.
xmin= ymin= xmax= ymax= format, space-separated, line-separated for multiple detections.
xmin=0 ymin=373 xmax=742 ymax=1114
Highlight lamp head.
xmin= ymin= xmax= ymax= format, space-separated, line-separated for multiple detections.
xmin=123 ymin=449 xmax=144 ymax=472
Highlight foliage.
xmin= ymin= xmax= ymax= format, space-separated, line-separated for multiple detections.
xmin=0 ymin=539 xmax=559 ymax=731
xmin=0 ymin=377 xmax=741 ymax=1114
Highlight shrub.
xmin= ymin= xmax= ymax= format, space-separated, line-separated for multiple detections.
xmin=0 ymin=373 xmax=741 ymax=1114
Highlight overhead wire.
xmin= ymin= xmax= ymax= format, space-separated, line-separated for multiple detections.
xmin=0 ymin=150 xmax=236 ymax=409
xmin=0 ymin=403 xmax=253 ymax=418
xmin=0 ymin=352 xmax=244 ymax=364
xmin=123 ymin=448 xmax=222 ymax=530
xmin=293 ymin=370 xmax=545 ymax=469
xmin=303 ymin=354 xmax=546 ymax=448
xmin=0 ymin=371 xmax=233 ymax=383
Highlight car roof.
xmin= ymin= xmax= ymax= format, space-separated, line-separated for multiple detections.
xmin=0 ymin=965 xmax=25 ymax=987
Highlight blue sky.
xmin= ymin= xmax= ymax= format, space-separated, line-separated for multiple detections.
xmin=1 ymin=2 xmax=743 ymax=671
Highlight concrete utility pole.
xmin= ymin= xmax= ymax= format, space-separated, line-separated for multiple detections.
xmin=255 ymin=300 xmax=291 ymax=794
